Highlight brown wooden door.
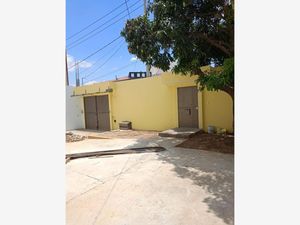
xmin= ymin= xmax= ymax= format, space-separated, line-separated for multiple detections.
xmin=177 ymin=86 xmax=199 ymax=128
xmin=84 ymin=96 xmax=98 ymax=130
xmin=84 ymin=95 xmax=110 ymax=130
xmin=96 ymin=95 xmax=110 ymax=131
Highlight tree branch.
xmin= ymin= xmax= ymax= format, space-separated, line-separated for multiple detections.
xmin=193 ymin=32 xmax=232 ymax=56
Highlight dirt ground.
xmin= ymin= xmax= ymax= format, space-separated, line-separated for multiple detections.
xmin=177 ymin=132 xmax=234 ymax=154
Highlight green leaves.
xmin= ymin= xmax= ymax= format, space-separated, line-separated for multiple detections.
xmin=121 ymin=0 xmax=234 ymax=94
xmin=196 ymin=57 xmax=234 ymax=92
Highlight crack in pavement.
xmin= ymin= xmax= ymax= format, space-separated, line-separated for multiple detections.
xmin=91 ymin=155 xmax=131 ymax=225
xmin=70 ymin=170 xmax=104 ymax=182
xmin=66 ymin=154 xmax=154 ymax=205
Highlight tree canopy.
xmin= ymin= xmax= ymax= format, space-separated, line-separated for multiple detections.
xmin=121 ymin=0 xmax=234 ymax=98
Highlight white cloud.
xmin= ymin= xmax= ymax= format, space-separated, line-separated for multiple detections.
xmin=67 ymin=54 xmax=92 ymax=72
xmin=80 ymin=60 xmax=92 ymax=68
xmin=84 ymin=80 xmax=97 ymax=85
xmin=130 ymin=56 xmax=138 ymax=62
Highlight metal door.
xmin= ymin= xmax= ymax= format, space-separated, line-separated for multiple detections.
xmin=177 ymin=86 xmax=199 ymax=128
xmin=84 ymin=96 xmax=98 ymax=130
xmin=96 ymin=95 xmax=110 ymax=131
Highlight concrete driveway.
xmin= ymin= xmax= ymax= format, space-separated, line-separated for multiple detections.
xmin=66 ymin=135 xmax=234 ymax=225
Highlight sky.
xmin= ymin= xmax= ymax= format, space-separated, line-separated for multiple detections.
xmin=66 ymin=0 xmax=147 ymax=86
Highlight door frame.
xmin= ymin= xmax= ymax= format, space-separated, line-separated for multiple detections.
xmin=176 ymin=86 xmax=200 ymax=128
xmin=83 ymin=94 xmax=111 ymax=130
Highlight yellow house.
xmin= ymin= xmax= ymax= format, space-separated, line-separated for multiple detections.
xmin=72 ymin=71 xmax=233 ymax=132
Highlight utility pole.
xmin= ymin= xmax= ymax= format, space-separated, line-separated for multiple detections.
xmin=75 ymin=60 xmax=80 ymax=87
xmin=65 ymin=49 xmax=69 ymax=86
xmin=144 ymin=0 xmax=151 ymax=77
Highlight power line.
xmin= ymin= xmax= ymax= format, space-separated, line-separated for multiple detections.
xmin=66 ymin=0 xmax=135 ymax=40
xmin=85 ymin=62 xmax=136 ymax=82
xmin=87 ymin=62 xmax=134 ymax=82
xmin=83 ymin=41 xmax=125 ymax=79
xmin=80 ymin=39 xmax=123 ymax=74
xmin=67 ymin=0 xmax=141 ymax=48
xmin=125 ymin=0 xmax=131 ymax=18
xmin=68 ymin=36 xmax=122 ymax=69
xmin=67 ymin=3 xmax=143 ymax=50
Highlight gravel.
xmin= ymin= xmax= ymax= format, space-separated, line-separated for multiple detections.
xmin=66 ymin=132 xmax=86 ymax=143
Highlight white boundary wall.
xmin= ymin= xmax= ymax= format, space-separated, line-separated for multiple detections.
xmin=66 ymin=86 xmax=85 ymax=130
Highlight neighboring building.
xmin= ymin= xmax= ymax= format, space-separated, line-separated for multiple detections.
xmin=66 ymin=86 xmax=85 ymax=130
xmin=69 ymin=70 xmax=233 ymax=132
xmin=150 ymin=66 xmax=163 ymax=75
xmin=116 ymin=71 xmax=152 ymax=81
xmin=128 ymin=71 xmax=148 ymax=79
xmin=150 ymin=61 xmax=177 ymax=75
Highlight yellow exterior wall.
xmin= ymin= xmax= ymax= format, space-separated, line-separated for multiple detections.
xmin=202 ymin=90 xmax=233 ymax=132
xmin=111 ymin=76 xmax=174 ymax=131
xmin=73 ymin=72 xmax=233 ymax=132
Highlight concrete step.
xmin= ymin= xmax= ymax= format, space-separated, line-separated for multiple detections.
xmin=159 ymin=128 xmax=202 ymax=138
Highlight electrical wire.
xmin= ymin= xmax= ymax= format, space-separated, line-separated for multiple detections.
xmin=84 ymin=62 xmax=136 ymax=82
xmin=67 ymin=3 xmax=143 ymax=50
xmin=66 ymin=0 xmax=137 ymax=40
xmin=124 ymin=0 xmax=131 ymax=18
xmin=83 ymin=41 xmax=125 ymax=79
xmin=80 ymin=39 xmax=123 ymax=74
xmin=68 ymin=36 xmax=122 ymax=69
xmin=67 ymin=0 xmax=140 ymax=48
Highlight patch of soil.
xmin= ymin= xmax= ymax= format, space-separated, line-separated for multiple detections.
xmin=176 ymin=132 xmax=234 ymax=154
xmin=66 ymin=132 xmax=86 ymax=143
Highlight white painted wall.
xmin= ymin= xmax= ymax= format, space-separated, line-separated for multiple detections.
xmin=66 ymin=86 xmax=85 ymax=130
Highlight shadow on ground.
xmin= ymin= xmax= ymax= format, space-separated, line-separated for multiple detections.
xmin=125 ymin=136 xmax=234 ymax=225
